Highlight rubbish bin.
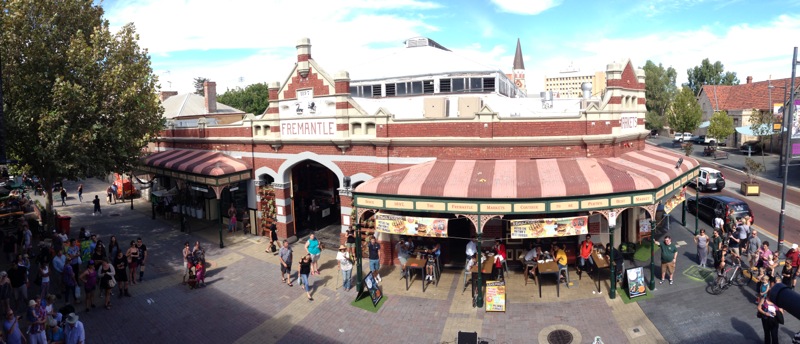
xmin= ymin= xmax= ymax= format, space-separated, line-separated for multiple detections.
xmin=57 ymin=216 xmax=72 ymax=236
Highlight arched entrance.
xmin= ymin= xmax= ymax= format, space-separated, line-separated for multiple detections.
xmin=291 ymin=160 xmax=341 ymax=236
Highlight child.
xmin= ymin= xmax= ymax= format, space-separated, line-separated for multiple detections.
xmin=425 ymin=253 xmax=436 ymax=283
xmin=195 ymin=261 xmax=205 ymax=287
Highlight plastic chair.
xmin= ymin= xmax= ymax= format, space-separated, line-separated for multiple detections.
xmin=462 ymin=268 xmax=471 ymax=292
xmin=502 ymin=260 xmax=510 ymax=280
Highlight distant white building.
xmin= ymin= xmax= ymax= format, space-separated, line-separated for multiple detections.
xmin=544 ymin=64 xmax=606 ymax=98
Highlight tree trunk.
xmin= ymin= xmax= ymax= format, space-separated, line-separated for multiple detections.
xmin=42 ymin=177 xmax=55 ymax=232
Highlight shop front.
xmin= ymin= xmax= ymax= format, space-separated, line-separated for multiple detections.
xmin=137 ymin=149 xmax=253 ymax=248
xmin=351 ymin=146 xmax=699 ymax=305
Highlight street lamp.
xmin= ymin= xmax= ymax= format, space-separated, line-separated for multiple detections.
xmin=778 ymin=46 xmax=799 ymax=255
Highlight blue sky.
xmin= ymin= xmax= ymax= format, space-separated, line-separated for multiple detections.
xmin=102 ymin=0 xmax=800 ymax=95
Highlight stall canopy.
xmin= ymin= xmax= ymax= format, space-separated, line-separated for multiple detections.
xmin=137 ymin=149 xmax=252 ymax=188
xmin=353 ymin=145 xmax=699 ymax=216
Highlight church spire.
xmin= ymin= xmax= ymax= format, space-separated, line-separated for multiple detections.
xmin=513 ymin=38 xmax=525 ymax=70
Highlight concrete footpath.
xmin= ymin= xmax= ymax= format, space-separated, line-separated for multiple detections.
xmin=40 ymin=177 xmax=668 ymax=344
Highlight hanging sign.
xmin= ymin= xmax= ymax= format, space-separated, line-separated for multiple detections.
xmin=485 ymin=280 xmax=506 ymax=312
xmin=509 ymin=216 xmax=588 ymax=239
xmin=374 ymin=213 xmax=448 ymax=237
xmin=662 ymin=186 xmax=687 ymax=214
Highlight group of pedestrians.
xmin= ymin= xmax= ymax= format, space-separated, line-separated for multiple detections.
xmin=181 ymin=241 xmax=206 ymax=288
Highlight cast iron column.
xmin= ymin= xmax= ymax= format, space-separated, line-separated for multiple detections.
xmin=476 ymin=221 xmax=484 ymax=308
xmin=609 ymin=223 xmax=616 ymax=299
xmin=218 ymin=196 xmax=224 ymax=248
xmin=648 ymin=219 xmax=656 ymax=290
xmin=355 ymin=223 xmax=363 ymax=298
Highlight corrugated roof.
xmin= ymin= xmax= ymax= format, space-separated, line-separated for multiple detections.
xmin=161 ymin=94 xmax=245 ymax=119
xmin=356 ymin=145 xmax=697 ymax=199
xmin=702 ymin=77 xmax=800 ymax=111
xmin=346 ymin=44 xmax=502 ymax=81
xmin=142 ymin=149 xmax=251 ymax=177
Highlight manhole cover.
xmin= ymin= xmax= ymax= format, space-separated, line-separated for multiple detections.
xmin=109 ymin=213 xmax=121 ymax=217
xmin=547 ymin=329 xmax=573 ymax=344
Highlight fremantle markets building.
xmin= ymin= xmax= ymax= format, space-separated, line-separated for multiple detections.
xmin=141 ymin=37 xmax=698 ymax=279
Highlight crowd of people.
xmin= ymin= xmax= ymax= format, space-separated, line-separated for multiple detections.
xmin=0 ymin=219 xmax=148 ymax=343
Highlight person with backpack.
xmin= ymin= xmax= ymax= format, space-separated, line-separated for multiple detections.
xmin=60 ymin=188 xmax=67 ymax=206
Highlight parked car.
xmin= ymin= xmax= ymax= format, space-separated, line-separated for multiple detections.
xmin=690 ymin=135 xmax=724 ymax=146
xmin=673 ymin=132 xmax=692 ymax=142
xmin=739 ymin=140 xmax=763 ymax=154
xmin=686 ymin=195 xmax=754 ymax=227
xmin=695 ymin=167 xmax=725 ymax=192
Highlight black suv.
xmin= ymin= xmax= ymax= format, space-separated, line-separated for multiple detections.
xmin=687 ymin=195 xmax=754 ymax=227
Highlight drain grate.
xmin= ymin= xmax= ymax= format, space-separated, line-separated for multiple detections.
xmin=109 ymin=213 xmax=121 ymax=217
xmin=547 ymin=329 xmax=573 ymax=344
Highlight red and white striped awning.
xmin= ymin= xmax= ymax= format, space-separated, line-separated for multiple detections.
xmin=356 ymin=145 xmax=698 ymax=200
xmin=138 ymin=149 xmax=252 ymax=187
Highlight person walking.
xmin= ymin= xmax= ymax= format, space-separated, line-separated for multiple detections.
xmin=757 ymin=292 xmax=781 ymax=344
xmin=227 ymin=204 xmax=237 ymax=233
xmin=278 ymin=241 xmax=293 ymax=287
xmin=337 ymin=245 xmax=353 ymax=290
xmin=79 ymin=263 xmax=97 ymax=312
xmin=113 ymin=251 xmax=130 ymax=298
xmin=298 ymin=254 xmax=313 ymax=301
xmin=77 ymin=184 xmax=83 ymax=203
xmin=694 ymin=229 xmax=709 ymax=268
xmin=106 ymin=186 xmax=113 ymax=204
xmin=92 ymin=195 xmax=101 ymax=216
xmin=305 ymin=234 xmax=322 ymax=275
xmin=98 ymin=260 xmax=114 ymax=310
xmin=125 ymin=241 xmax=139 ymax=285
xmin=659 ymin=236 xmax=678 ymax=285
xmin=60 ymin=188 xmax=67 ymax=206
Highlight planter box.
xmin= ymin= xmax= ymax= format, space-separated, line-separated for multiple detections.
xmin=741 ymin=182 xmax=760 ymax=196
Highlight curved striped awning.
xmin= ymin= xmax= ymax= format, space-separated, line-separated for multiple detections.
xmin=354 ymin=145 xmax=699 ymax=214
xmin=138 ymin=149 xmax=252 ymax=187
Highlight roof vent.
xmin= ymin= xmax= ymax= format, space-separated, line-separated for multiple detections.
xmin=404 ymin=37 xmax=450 ymax=51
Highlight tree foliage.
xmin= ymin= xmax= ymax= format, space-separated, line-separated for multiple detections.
xmin=193 ymin=77 xmax=209 ymax=95
xmin=707 ymin=111 xmax=735 ymax=145
xmin=0 ymin=0 xmax=164 ymax=226
xmin=748 ymin=108 xmax=773 ymax=165
xmin=643 ymin=60 xmax=677 ymax=130
xmin=217 ymin=83 xmax=270 ymax=115
xmin=685 ymin=58 xmax=739 ymax=95
xmin=667 ymin=87 xmax=703 ymax=134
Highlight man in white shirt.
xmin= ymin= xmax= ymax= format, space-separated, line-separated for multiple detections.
xmin=465 ymin=237 xmax=477 ymax=259
xmin=713 ymin=215 xmax=724 ymax=232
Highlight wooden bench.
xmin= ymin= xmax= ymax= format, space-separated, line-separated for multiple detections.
xmin=713 ymin=151 xmax=729 ymax=160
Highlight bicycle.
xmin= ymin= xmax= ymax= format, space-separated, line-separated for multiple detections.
xmin=710 ymin=256 xmax=744 ymax=295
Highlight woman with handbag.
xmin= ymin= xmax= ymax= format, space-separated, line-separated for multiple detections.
xmin=113 ymin=251 xmax=130 ymax=298
xmin=126 ymin=241 xmax=139 ymax=285
xmin=757 ymin=293 xmax=782 ymax=344
xmin=98 ymin=260 xmax=115 ymax=310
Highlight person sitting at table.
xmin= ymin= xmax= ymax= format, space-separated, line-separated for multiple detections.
xmin=493 ymin=239 xmax=507 ymax=280
xmin=523 ymin=242 xmax=539 ymax=263
xmin=396 ymin=240 xmax=410 ymax=278
xmin=578 ymin=235 xmax=595 ymax=276
xmin=555 ymin=244 xmax=568 ymax=282
xmin=425 ymin=251 xmax=437 ymax=282
xmin=465 ymin=236 xmax=477 ymax=259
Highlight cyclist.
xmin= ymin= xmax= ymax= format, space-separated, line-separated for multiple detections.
xmin=716 ymin=244 xmax=740 ymax=277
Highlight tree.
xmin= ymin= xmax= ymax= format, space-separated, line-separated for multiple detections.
xmin=193 ymin=77 xmax=209 ymax=95
xmin=685 ymin=58 xmax=739 ymax=95
xmin=217 ymin=83 xmax=270 ymax=115
xmin=748 ymin=108 xmax=773 ymax=166
xmin=707 ymin=110 xmax=735 ymax=146
xmin=1 ymin=0 xmax=164 ymax=228
xmin=667 ymin=87 xmax=703 ymax=134
xmin=643 ymin=60 xmax=677 ymax=131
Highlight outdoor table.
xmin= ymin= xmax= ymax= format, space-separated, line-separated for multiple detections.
xmin=523 ymin=260 xmax=538 ymax=286
xmin=405 ymin=257 xmax=428 ymax=292
xmin=591 ymin=251 xmax=610 ymax=293
xmin=537 ymin=261 xmax=560 ymax=298
xmin=469 ymin=258 xmax=495 ymax=302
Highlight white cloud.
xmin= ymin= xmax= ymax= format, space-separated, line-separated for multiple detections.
xmin=490 ymin=0 xmax=563 ymax=15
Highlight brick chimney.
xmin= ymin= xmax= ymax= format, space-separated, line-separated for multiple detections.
xmin=296 ymin=38 xmax=311 ymax=78
xmin=159 ymin=91 xmax=178 ymax=102
xmin=334 ymin=71 xmax=350 ymax=94
xmin=204 ymin=81 xmax=217 ymax=113
xmin=746 ymin=76 xmax=752 ymax=84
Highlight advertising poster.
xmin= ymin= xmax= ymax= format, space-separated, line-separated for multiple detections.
xmin=663 ymin=186 xmax=687 ymax=214
xmin=509 ymin=216 xmax=588 ymax=239
xmin=626 ymin=267 xmax=647 ymax=298
xmin=792 ymin=99 xmax=800 ymax=140
xmin=363 ymin=273 xmax=383 ymax=306
xmin=484 ymin=280 xmax=506 ymax=312
xmin=374 ymin=213 xmax=448 ymax=237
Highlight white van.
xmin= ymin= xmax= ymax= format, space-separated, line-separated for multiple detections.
xmin=673 ymin=132 xmax=692 ymax=142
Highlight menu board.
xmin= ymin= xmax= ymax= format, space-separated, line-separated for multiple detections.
xmin=374 ymin=213 xmax=448 ymax=237
xmin=485 ymin=280 xmax=506 ymax=312
xmin=626 ymin=267 xmax=647 ymax=298
xmin=509 ymin=216 xmax=588 ymax=239
xmin=663 ymin=187 xmax=686 ymax=214
xmin=362 ymin=273 xmax=383 ymax=306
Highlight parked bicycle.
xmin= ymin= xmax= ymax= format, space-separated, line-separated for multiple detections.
xmin=710 ymin=256 xmax=744 ymax=295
